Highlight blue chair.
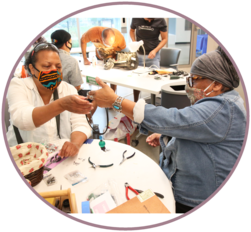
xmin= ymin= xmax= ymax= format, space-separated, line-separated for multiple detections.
xmin=201 ymin=34 xmax=208 ymax=54
xmin=196 ymin=35 xmax=204 ymax=57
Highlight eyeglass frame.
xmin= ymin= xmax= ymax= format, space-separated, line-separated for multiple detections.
xmin=186 ymin=74 xmax=206 ymax=88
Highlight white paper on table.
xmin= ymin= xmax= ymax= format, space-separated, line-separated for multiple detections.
xmin=90 ymin=191 xmax=117 ymax=214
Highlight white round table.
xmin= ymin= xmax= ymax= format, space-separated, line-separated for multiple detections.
xmin=33 ymin=139 xmax=175 ymax=213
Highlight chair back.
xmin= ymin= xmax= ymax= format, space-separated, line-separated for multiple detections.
xmin=4 ymin=98 xmax=10 ymax=132
xmin=160 ymin=48 xmax=181 ymax=69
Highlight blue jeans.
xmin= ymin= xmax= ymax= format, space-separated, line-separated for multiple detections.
xmin=138 ymin=50 xmax=160 ymax=68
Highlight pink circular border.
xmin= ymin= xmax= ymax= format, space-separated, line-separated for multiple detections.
xmin=1 ymin=2 xmax=249 ymax=230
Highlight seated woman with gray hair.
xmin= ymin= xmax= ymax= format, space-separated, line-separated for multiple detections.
xmin=87 ymin=46 xmax=246 ymax=213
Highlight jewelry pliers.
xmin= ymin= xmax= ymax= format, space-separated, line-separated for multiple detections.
xmin=46 ymin=153 xmax=61 ymax=167
xmin=88 ymin=157 xmax=113 ymax=169
xmin=120 ymin=150 xmax=136 ymax=165
xmin=125 ymin=182 xmax=139 ymax=200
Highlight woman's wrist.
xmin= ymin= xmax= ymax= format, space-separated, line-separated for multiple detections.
xmin=109 ymin=94 xmax=119 ymax=107
xmin=57 ymin=97 xmax=65 ymax=111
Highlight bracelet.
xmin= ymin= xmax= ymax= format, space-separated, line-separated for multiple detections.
xmin=112 ymin=96 xmax=124 ymax=112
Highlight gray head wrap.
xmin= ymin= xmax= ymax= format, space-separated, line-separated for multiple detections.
xmin=190 ymin=50 xmax=239 ymax=89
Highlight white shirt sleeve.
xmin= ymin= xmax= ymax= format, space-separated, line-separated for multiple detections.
xmin=71 ymin=113 xmax=92 ymax=138
xmin=133 ymin=99 xmax=147 ymax=124
xmin=7 ymin=78 xmax=36 ymax=131
xmin=68 ymin=86 xmax=92 ymax=138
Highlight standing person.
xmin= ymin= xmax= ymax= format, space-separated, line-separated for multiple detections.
xmin=80 ymin=26 xmax=126 ymax=93
xmin=130 ymin=18 xmax=168 ymax=102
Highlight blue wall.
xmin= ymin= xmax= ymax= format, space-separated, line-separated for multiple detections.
xmin=168 ymin=18 xmax=176 ymax=35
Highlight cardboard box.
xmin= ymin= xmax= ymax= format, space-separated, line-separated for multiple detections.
xmin=107 ymin=189 xmax=170 ymax=214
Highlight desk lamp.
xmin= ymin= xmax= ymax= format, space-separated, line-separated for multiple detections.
xmin=128 ymin=40 xmax=150 ymax=74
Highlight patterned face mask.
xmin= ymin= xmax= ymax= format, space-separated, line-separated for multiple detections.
xmin=185 ymin=81 xmax=215 ymax=105
xmin=33 ymin=67 xmax=62 ymax=91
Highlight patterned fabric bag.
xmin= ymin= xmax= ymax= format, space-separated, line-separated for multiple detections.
xmin=10 ymin=142 xmax=48 ymax=186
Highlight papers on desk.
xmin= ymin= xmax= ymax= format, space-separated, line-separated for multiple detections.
xmin=90 ymin=191 xmax=117 ymax=214
xmin=133 ymin=67 xmax=151 ymax=74
xmin=133 ymin=67 xmax=177 ymax=74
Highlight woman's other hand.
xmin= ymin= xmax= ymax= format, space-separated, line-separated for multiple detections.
xmin=88 ymin=77 xmax=118 ymax=108
xmin=58 ymin=141 xmax=81 ymax=158
xmin=59 ymin=95 xmax=93 ymax=114
xmin=146 ymin=133 xmax=161 ymax=147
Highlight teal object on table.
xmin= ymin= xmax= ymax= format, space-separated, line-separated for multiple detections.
xmin=99 ymin=140 xmax=106 ymax=148
xmin=82 ymin=201 xmax=91 ymax=213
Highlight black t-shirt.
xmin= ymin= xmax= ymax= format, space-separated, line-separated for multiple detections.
xmin=131 ymin=18 xmax=167 ymax=55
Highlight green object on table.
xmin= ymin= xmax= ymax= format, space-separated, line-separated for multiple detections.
xmin=88 ymin=193 xmax=96 ymax=201
xmin=86 ymin=76 xmax=99 ymax=86
xmin=99 ymin=140 xmax=106 ymax=148
xmin=170 ymin=75 xmax=180 ymax=79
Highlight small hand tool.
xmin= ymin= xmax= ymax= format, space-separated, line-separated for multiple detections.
xmin=119 ymin=150 xmax=135 ymax=165
xmin=46 ymin=153 xmax=61 ymax=167
xmin=134 ymin=189 xmax=164 ymax=199
xmin=43 ymin=166 xmax=51 ymax=172
xmin=88 ymin=157 xmax=113 ymax=169
xmin=73 ymin=158 xmax=85 ymax=165
xmin=125 ymin=182 xmax=139 ymax=200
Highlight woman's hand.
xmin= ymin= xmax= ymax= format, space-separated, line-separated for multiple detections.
xmin=146 ymin=133 xmax=161 ymax=147
xmin=59 ymin=95 xmax=93 ymax=114
xmin=88 ymin=77 xmax=118 ymax=108
xmin=58 ymin=141 xmax=81 ymax=158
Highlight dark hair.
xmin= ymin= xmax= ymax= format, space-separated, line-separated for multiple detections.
xmin=24 ymin=43 xmax=59 ymax=76
xmin=102 ymin=28 xmax=115 ymax=40
xmin=33 ymin=36 xmax=47 ymax=46
xmin=216 ymin=46 xmax=239 ymax=91
xmin=54 ymin=43 xmax=64 ymax=49
xmin=147 ymin=16 xmax=155 ymax=20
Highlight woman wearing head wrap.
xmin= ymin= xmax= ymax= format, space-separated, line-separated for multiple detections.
xmin=87 ymin=47 xmax=246 ymax=213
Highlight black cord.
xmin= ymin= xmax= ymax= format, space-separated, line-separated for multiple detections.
xmin=86 ymin=108 xmax=109 ymax=136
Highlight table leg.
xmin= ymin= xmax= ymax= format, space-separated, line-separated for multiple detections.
xmin=151 ymin=94 xmax=156 ymax=105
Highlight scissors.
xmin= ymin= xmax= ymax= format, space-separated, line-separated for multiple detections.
xmin=120 ymin=150 xmax=136 ymax=165
xmin=88 ymin=157 xmax=113 ymax=169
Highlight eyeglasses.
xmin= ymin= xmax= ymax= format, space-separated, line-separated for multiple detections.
xmin=31 ymin=43 xmax=59 ymax=57
xmin=186 ymin=75 xmax=205 ymax=87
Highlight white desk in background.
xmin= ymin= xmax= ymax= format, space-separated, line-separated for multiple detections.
xmin=33 ymin=139 xmax=175 ymax=214
xmin=78 ymin=58 xmax=186 ymax=105
xmin=70 ymin=47 xmax=95 ymax=55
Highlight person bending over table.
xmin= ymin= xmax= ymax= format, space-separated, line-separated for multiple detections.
xmin=130 ymin=18 xmax=168 ymax=102
xmin=7 ymin=43 xmax=93 ymax=158
xmin=80 ymin=26 xmax=126 ymax=93
xmin=87 ymin=46 xmax=246 ymax=213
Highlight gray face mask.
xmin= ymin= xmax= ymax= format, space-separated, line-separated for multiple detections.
xmin=185 ymin=81 xmax=215 ymax=105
